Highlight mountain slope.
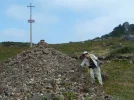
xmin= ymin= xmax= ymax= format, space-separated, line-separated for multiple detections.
xmin=0 ymin=41 xmax=110 ymax=100
xmin=51 ymin=37 xmax=134 ymax=100
xmin=102 ymin=22 xmax=134 ymax=38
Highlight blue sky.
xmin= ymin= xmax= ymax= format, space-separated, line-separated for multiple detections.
xmin=1 ymin=0 xmax=134 ymax=44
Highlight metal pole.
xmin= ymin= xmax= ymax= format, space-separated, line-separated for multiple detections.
xmin=30 ymin=3 xmax=32 ymax=48
xmin=27 ymin=3 xmax=35 ymax=48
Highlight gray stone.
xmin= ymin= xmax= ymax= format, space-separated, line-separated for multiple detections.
xmin=0 ymin=40 xmax=110 ymax=100
xmin=102 ymin=72 xmax=109 ymax=82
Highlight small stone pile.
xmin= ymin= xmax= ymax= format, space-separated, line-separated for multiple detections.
xmin=0 ymin=40 xmax=112 ymax=100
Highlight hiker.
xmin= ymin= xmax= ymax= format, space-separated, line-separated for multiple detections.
xmin=80 ymin=51 xmax=103 ymax=86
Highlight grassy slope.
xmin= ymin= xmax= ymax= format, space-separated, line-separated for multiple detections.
xmin=0 ymin=38 xmax=134 ymax=99
xmin=51 ymin=38 xmax=130 ymax=56
xmin=51 ymin=38 xmax=134 ymax=100
xmin=0 ymin=46 xmax=28 ymax=61
xmin=103 ymin=61 xmax=134 ymax=100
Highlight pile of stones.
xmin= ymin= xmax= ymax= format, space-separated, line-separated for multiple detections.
xmin=0 ymin=40 xmax=112 ymax=100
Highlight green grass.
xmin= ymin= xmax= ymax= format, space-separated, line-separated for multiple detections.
xmin=0 ymin=46 xmax=29 ymax=61
xmin=63 ymin=92 xmax=76 ymax=100
xmin=102 ymin=60 xmax=134 ymax=100
xmin=51 ymin=38 xmax=134 ymax=57
xmin=0 ymin=38 xmax=134 ymax=99
xmin=51 ymin=38 xmax=134 ymax=100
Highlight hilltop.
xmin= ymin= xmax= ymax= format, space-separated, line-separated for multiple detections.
xmin=0 ymin=37 xmax=134 ymax=99
xmin=102 ymin=22 xmax=134 ymax=39
xmin=0 ymin=40 xmax=110 ymax=100
xmin=52 ymin=37 xmax=134 ymax=100
xmin=0 ymin=22 xmax=134 ymax=99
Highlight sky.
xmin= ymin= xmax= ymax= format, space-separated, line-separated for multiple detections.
xmin=1 ymin=0 xmax=134 ymax=44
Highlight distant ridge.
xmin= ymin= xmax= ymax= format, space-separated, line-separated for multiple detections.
xmin=101 ymin=22 xmax=134 ymax=38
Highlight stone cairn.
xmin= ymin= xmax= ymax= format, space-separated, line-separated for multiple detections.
xmin=0 ymin=40 xmax=113 ymax=100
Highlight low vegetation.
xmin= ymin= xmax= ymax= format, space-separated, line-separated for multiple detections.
xmin=52 ymin=38 xmax=134 ymax=100
xmin=0 ymin=43 xmax=29 ymax=61
xmin=0 ymin=37 xmax=134 ymax=99
xmin=102 ymin=60 xmax=134 ymax=100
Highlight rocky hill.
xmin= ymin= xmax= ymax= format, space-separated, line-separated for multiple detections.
xmin=101 ymin=22 xmax=134 ymax=39
xmin=0 ymin=40 xmax=111 ymax=100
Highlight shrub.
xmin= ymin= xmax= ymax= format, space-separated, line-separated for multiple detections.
xmin=53 ymin=97 xmax=60 ymax=100
xmin=42 ymin=96 xmax=47 ymax=100
xmin=110 ymin=46 xmax=134 ymax=55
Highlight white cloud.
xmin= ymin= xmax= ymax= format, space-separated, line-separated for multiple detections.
xmin=4 ymin=0 xmax=134 ymax=43
xmin=6 ymin=4 xmax=29 ymax=20
xmin=41 ymin=0 xmax=134 ymax=12
xmin=35 ymin=0 xmax=118 ymax=12
xmin=6 ymin=4 xmax=59 ymax=24
xmin=74 ymin=16 xmax=121 ymax=40
xmin=33 ymin=13 xmax=59 ymax=24
xmin=65 ymin=0 xmax=134 ymax=40
xmin=1 ymin=28 xmax=29 ymax=41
